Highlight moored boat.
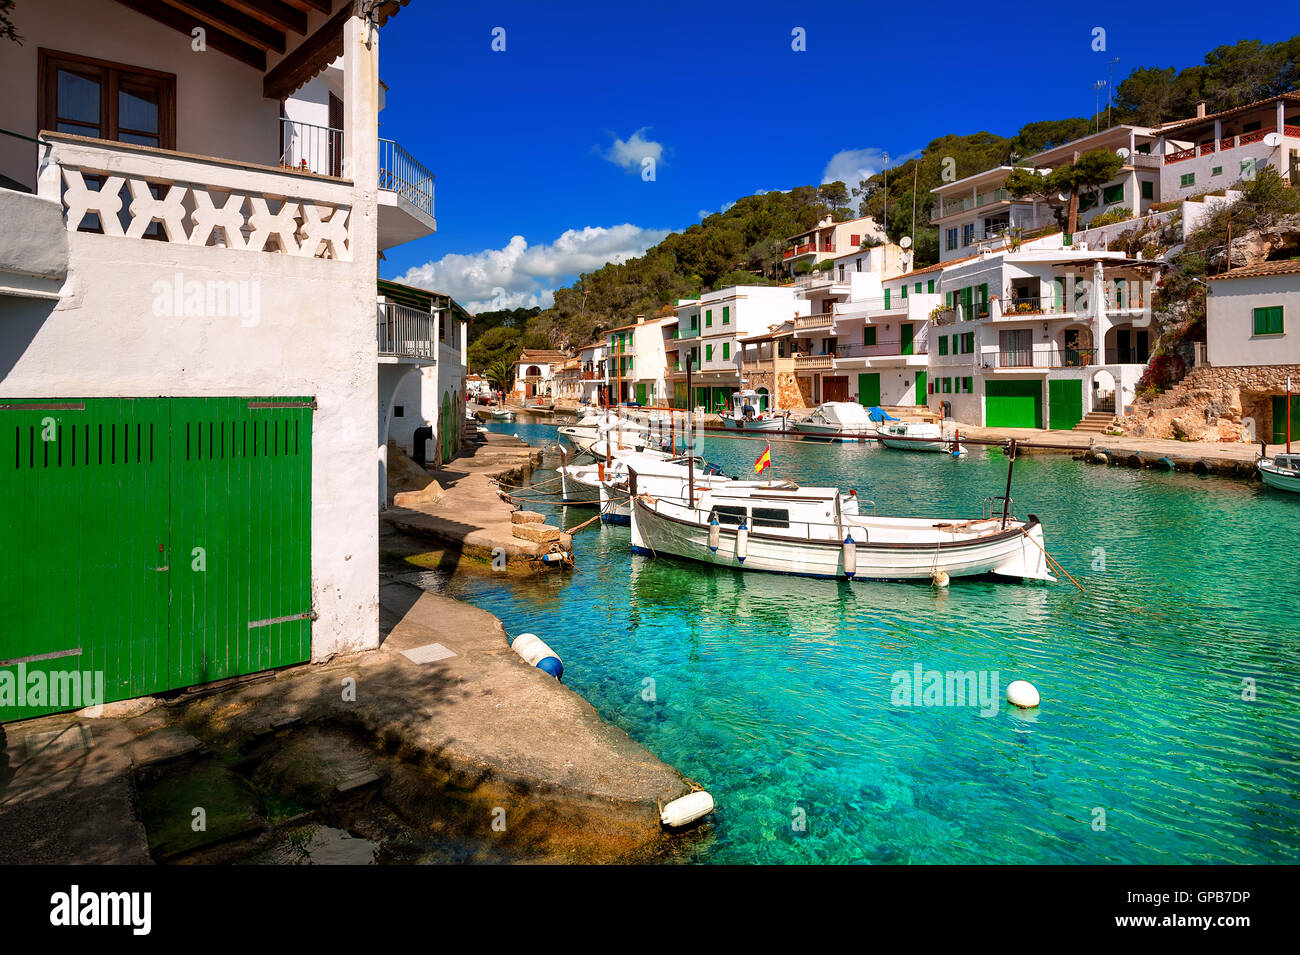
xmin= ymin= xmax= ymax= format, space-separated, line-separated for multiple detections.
xmin=597 ymin=452 xmax=733 ymax=523
xmin=1258 ymin=452 xmax=1300 ymax=493
xmin=629 ymin=484 xmax=1054 ymax=583
xmin=793 ymin=401 xmax=879 ymax=441
xmin=719 ymin=390 xmax=790 ymax=432
xmin=877 ymin=420 xmax=966 ymax=455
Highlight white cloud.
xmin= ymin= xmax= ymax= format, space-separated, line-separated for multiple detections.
xmin=393 ymin=224 xmax=671 ymax=313
xmin=821 ymin=147 xmax=921 ymax=186
xmin=599 ymin=127 xmax=665 ymax=174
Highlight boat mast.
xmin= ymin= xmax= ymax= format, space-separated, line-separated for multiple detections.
xmin=1001 ymin=438 xmax=1017 ymax=529
xmin=686 ymin=363 xmax=695 ymax=509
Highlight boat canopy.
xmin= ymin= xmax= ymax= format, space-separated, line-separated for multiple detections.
xmin=813 ymin=402 xmax=878 ymax=428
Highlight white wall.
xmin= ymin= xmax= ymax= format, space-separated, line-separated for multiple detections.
xmin=1207 ymin=274 xmax=1300 ymax=366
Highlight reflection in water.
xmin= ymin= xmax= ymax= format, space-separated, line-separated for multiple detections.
xmin=419 ymin=420 xmax=1300 ymax=864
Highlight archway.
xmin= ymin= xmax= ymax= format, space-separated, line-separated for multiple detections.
xmin=1105 ymin=323 xmax=1150 ymax=364
xmin=1091 ymin=369 xmax=1117 ymax=412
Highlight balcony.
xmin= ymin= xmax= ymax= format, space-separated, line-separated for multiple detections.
xmin=981 ymin=346 xmax=1097 ymax=370
xmin=995 ymin=297 xmax=1082 ymax=320
xmin=278 ymin=117 xmax=436 ymax=250
xmin=377 ymin=302 xmax=436 ymax=362
xmin=795 ymin=311 xmax=836 ymax=330
xmin=834 ymin=340 xmax=928 ymax=360
xmin=783 ymin=241 xmax=833 ymax=259
xmin=795 ymin=354 xmax=834 ymax=370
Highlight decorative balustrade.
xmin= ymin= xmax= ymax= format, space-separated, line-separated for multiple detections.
xmin=1165 ymin=147 xmax=1196 ymax=164
xmin=1238 ymin=127 xmax=1274 ymax=146
xmin=794 ymin=311 xmax=835 ymax=329
xmin=41 ymin=133 xmax=354 ymax=260
xmin=794 ymin=354 xmax=834 ymax=369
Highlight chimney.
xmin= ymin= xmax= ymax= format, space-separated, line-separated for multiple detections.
xmin=635 ymin=314 xmax=646 ymax=324
xmin=1196 ymin=101 xmax=1206 ymax=119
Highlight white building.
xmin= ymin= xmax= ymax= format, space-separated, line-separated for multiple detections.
xmin=606 ymin=315 xmax=671 ymax=405
xmin=383 ymin=282 xmax=469 ymax=468
xmin=672 ymin=286 xmax=808 ymax=410
xmin=931 ymin=125 xmax=1162 ymax=264
xmin=576 ymin=341 xmax=607 ymax=405
xmin=782 ymin=215 xmax=885 ymax=276
xmin=0 ymin=0 xmax=434 ymax=718
xmin=930 ymin=247 xmax=1157 ymax=428
xmin=512 ymin=349 xmax=568 ymax=399
xmin=1155 ymin=93 xmax=1300 ymax=202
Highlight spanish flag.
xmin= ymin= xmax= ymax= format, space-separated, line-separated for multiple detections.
xmin=754 ymin=443 xmax=771 ymax=474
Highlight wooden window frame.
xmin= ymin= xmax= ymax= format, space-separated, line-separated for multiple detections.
xmin=39 ymin=48 xmax=176 ymax=149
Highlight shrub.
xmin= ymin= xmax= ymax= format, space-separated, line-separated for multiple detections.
xmin=1089 ymin=207 xmax=1133 ymax=227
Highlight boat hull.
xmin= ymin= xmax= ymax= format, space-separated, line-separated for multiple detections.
xmin=794 ymin=422 xmax=873 ymax=442
xmin=720 ymin=416 xmax=788 ymax=432
xmin=560 ymin=467 xmax=602 ymax=505
xmin=630 ymin=496 xmax=1054 ymax=582
xmin=1260 ymin=464 xmax=1300 ymax=493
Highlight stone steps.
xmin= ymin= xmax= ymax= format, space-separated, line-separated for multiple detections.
xmin=1073 ymin=412 xmax=1117 ymax=433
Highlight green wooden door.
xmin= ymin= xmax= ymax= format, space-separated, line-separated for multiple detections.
xmin=635 ymin=383 xmax=648 ymax=405
xmin=1048 ymin=379 xmax=1084 ymax=430
xmin=1271 ymin=396 xmax=1300 ymax=444
xmin=858 ymin=373 xmax=881 ymax=407
xmin=986 ymin=380 xmax=1043 ymax=428
xmin=900 ymin=323 xmax=914 ymax=356
xmin=915 ymin=371 xmax=927 ymax=406
xmin=1 ymin=397 xmax=312 ymax=721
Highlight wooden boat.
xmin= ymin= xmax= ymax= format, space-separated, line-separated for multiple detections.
xmin=629 ymin=484 xmax=1054 ymax=582
xmin=1259 ymin=452 xmax=1300 ymax=493
xmin=793 ymin=402 xmax=878 ymax=441
xmin=877 ymin=421 xmax=966 ymax=455
xmin=719 ymin=390 xmax=790 ymax=432
xmin=597 ymin=452 xmax=733 ymax=524
xmin=558 ymin=413 xmax=650 ymax=455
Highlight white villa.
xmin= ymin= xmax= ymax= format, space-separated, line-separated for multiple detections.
xmin=0 ymin=0 xmax=436 ymax=718
xmin=782 ymin=214 xmax=885 ymax=276
xmin=511 ymin=348 xmax=568 ymax=399
xmin=606 ymin=315 xmax=671 ymax=406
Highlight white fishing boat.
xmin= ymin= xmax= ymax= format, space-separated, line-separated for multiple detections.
xmin=1258 ymin=452 xmax=1300 ymax=493
xmin=718 ymin=390 xmax=790 ymax=432
xmin=877 ymin=421 xmax=967 ymax=455
xmin=793 ymin=402 xmax=879 ymax=441
xmin=558 ymin=413 xmax=650 ymax=455
xmin=489 ymin=407 xmax=514 ymax=421
xmin=630 ymin=485 xmax=1054 ymax=583
xmin=558 ymin=443 xmax=682 ymax=505
xmin=597 ymin=452 xmax=733 ymax=524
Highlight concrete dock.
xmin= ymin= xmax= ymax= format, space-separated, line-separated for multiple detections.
xmin=0 ymin=579 xmax=701 ymax=864
xmin=383 ymin=431 xmax=573 ymax=573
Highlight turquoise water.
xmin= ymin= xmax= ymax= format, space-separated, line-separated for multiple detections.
xmin=422 ymin=421 xmax=1300 ymax=864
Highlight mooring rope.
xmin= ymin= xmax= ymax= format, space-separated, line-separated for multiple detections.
xmin=1019 ymin=528 xmax=1085 ymax=593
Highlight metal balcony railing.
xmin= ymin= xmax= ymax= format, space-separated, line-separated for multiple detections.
xmin=379 ymin=138 xmax=435 ymax=218
xmin=980 ymin=346 xmax=1097 ymax=369
xmin=377 ymin=302 xmax=436 ymax=360
xmin=835 ymin=340 xmax=929 ymax=359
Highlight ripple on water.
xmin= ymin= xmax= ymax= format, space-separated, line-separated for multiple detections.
xmin=427 ymin=422 xmax=1300 ymax=864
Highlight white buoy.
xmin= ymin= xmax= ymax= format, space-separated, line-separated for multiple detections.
xmin=661 ymin=790 xmax=715 ymax=827
xmin=511 ymin=633 xmax=564 ymax=679
xmin=1006 ymin=680 xmax=1040 ymax=708
xmin=708 ymin=515 xmax=720 ymax=553
xmin=932 ymin=569 xmax=950 ymax=588
xmin=843 ymin=534 xmax=857 ymax=578
xmin=735 ymin=520 xmax=749 ymax=563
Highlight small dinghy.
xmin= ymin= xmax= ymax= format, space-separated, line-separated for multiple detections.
xmin=1258 ymin=452 xmax=1300 ymax=493
xmin=877 ymin=420 xmax=966 ymax=455
xmin=719 ymin=390 xmax=790 ymax=432
xmin=793 ymin=402 xmax=878 ymax=441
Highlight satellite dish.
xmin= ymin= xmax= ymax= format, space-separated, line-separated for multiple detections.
xmin=900 ymin=236 xmax=913 ymax=249
xmin=1057 ymin=192 xmax=1070 ymax=202
xmin=1263 ymin=132 xmax=1282 ymax=148
xmin=1116 ymin=147 xmax=1131 ymax=160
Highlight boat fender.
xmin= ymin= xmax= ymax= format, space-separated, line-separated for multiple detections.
xmin=661 ymin=790 xmax=715 ymax=828
xmin=931 ymin=570 xmax=950 ymax=588
xmin=1006 ymin=680 xmax=1040 ymax=709
xmin=843 ymin=533 xmax=857 ymax=578
xmin=1093 ymin=452 xmax=1109 ymax=465
xmin=708 ymin=515 xmax=720 ymax=553
xmin=511 ymin=633 xmax=564 ymax=680
xmin=735 ymin=519 xmax=749 ymax=563
xmin=540 ymin=551 xmax=570 ymax=565
xmin=1126 ymin=453 xmax=1143 ymax=469
xmin=1153 ymin=456 xmax=1174 ymax=471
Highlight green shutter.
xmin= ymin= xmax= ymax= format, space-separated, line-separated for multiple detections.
xmin=706 ymin=310 xmax=713 ymax=327
xmin=900 ymin=323 xmax=914 ymax=356
xmin=858 ymin=373 xmax=881 ymax=406
xmin=927 ymin=279 xmax=935 ymax=294
xmin=863 ymin=326 xmax=877 ymax=346
xmin=706 ymin=344 xmax=713 ymax=361
xmin=938 ymin=336 xmax=948 ymax=356
xmin=722 ymin=342 xmax=730 ymax=360
xmin=1254 ymin=306 xmax=1284 ymax=335
xmin=722 ymin=306 xmax=730 ymax=324
xmin=1048 ymin=379 xmax=1084 ymax=430
xmin=914 ymin=371 xmax=927 ymax=406
xmin=901 ymin=285 xmax=908 ymax=299
xmin=884 ymin=288 xmax=891 ymax=309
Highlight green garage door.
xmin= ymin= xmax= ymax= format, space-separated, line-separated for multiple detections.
xmin=1048 ymin=379 xmax=1084 ymax=430
xmin=1 ymin=397 xmax=313 ymax=721
xmin=1271 ymin=396 xmax=1300 ymax=444
xmin=858 ymin=373 xmax=881 ymax=407
xmin=986 ymin=380 xmax=1043 ymax=428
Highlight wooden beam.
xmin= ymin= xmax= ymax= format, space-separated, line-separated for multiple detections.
xmin=113 ymin=0 xmax=266 ymax=70
xmin=281 ymin=0 xmax=331 ymax=13
xmin=159 ymin=0 xmax=287 ymax=53
xmin=208 ymin=0 xmax=307 ymax=36
xmin=262 ymin=0 xmax=351 ymax=100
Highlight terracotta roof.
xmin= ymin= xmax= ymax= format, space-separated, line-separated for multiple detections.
xmin=604 ymin=317 xmax=668 ymax=334
xmin=1207 ymin=258 xmax=1300 ymax=281
xmin=514 ymin=349 xmax=569 ymax=363
xmin=1155 ymin=91 xmax=1300 ymax=135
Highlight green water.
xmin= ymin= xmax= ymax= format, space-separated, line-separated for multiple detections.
xmin=410 ymin=422 xmax=1300 ymax=864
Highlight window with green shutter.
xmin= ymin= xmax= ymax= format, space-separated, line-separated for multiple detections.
xmin=705 ymin=310 xmax=713 ymax=327
xmin=722 ymin=342 xmax=730 ymax=360
xmin=706 ymin=344 xmax=713 ymax=361
xmin=722 ymin=306 xmax=730 ymax=324
xmin=863 ymin=326 xmax=877 ymax=346
xmin=961 ymin=332 xmax=974 ymax=353
xmin=1211 ymin=166 xmax=1222 ymax=177
xmin=1180 ymin=172 xmax=1195 ymax=188
xmin=1141 ymin=181 xmax=1154 ymax=200
xmin=884 ymin=288 xmax=891 ymax=309
xmin=942 ymin=378 xmax=952 ymax=394
xmin=938 ymin=336 xmax=948 ymax=356
xmin=1253 ymin=305 xmax=1284 ymax=335
xmin=915 ymin=282 xmax=922 ymax=293
xmin=963 ymin=376 xmax=973 ymax=393
xmin=1102 ymin=183 xmax=1123 ymax=204
xmin=901 ymin=285 xmax=908 ymax=299
xmin=927 ymin=279 xmax=935 ymax=294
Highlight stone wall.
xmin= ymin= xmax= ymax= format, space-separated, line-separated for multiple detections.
xmin=1122 ymin=363 xmax=1300 ymax=442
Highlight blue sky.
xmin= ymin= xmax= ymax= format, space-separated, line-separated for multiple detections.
xmin=377 ymin=0 xmax=1294 ymax=311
